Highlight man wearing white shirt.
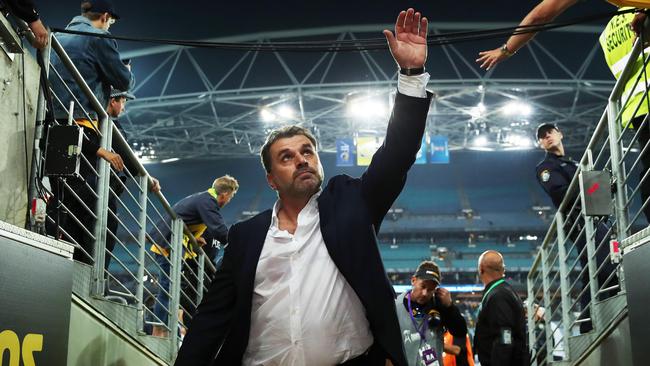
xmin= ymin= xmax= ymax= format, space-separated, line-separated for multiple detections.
xmin=175 ymin=8 xmax=433 ymax=366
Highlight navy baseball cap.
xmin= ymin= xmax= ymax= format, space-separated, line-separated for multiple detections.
xmin=82 ymin=0 xmax=120 ymax=19
xmin=110 ymin=89 xmax=135 ymax=100
xmin=414 ymin=261 xmax=441 ymax=285
xmin=536 ymin=123 xmax=559 ymax=139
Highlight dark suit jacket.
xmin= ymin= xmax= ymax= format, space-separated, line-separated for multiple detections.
xmin=175 ymin=91 xmax=432 ymax=366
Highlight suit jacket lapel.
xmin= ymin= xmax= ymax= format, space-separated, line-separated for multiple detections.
xmin=317 ymin=190 xmax=339 ymax=263
xmin=241 ymin=210 xmax=272 ymax=294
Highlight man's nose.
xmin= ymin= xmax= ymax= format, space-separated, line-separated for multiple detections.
xmin=296 ymin=154 xmax=308 ymax=166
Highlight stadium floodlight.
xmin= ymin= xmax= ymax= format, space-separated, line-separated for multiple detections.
xmin=502 ymin=100 xmax=532 ymax=116
xmin=469 ymin=102 xmax=486 ymax=120
xmin=277 ymin=104 xmax=296 ymax=119
xmin=472 ymin=135 xmax=489 ymax=147
xmin=347 ymin=95 xmax=386 ymax=118
xmin=504 ymin=133 xmax=533 ymax=148
xmin=260 ymin=107 xmax=276 ymax=122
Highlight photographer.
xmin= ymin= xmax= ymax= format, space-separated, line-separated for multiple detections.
xmin=396 ymin=261 xmax=468 ymax=366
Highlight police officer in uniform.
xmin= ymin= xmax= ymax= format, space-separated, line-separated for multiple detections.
xmin=535 ymin=123 xmax=617 ymax=333
xmin=474 ymin=250 xmax=528 ymax=366
xmin=535 ymin=123 xmax=582 ymax=208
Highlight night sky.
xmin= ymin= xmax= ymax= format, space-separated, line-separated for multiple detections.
xmin=34 ymin=0 xmax=614 ymax=52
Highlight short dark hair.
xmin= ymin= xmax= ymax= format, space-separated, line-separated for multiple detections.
xmin=81 ymin=2 xmax=103 ymax=20
xmin=260 ymin=125 xmax=318 ymax=173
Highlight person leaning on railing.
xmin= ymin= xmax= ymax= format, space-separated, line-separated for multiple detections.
xmin=104 ymin=89 xmax=161 ymax=274
xmin=601 ymin=8 xmax=650 ymax=224
xmin=148 ymin=175 xmax=238 ymax=338
xmin=1 ymin=0 xmax=48 ymax=48
xmin=46 ymin=0 xmax=134 ymax=262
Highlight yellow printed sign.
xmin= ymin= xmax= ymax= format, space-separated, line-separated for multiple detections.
xmin=0 ymin=330 xmax=43 ymax=366
xmin=356 ymin=136 xmax=384 ymax=166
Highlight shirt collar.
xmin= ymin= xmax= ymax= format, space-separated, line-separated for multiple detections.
xmin=68 ymin=15 xmax=110 ymax=34
xmin=270 ymin=189 xmax=322 ymax=230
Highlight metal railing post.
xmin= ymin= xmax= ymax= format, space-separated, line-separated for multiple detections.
xmin=579 ymin=155 xmax=602 ymax=332
xmin=27 ymin=32 xmax=52 ymax=232
xmin=540 ymin=244 xmax=554 ymax=364
xmin=197 ymin=252 xmax=206 ymax=306
xmin=169 ymin=218 xmax=184 ymax=352
xmin=582 ymin=216 xmax=601 ymax=331
xmin=526 ymin=274 xmax=537 ymax=365
xmin=92 ymin=114 xmax=113 ymax=296
xmin=136 ymin=174 xmax=149 ymax=333
xmin=555 ymin=212 xmax=572 ymax=361
xmin=606 ymin=39 xmax=643 ymax=240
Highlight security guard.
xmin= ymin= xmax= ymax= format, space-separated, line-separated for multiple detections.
xmin=474 ymin=250 xmax=528 ymax=366
xmin=535 ymin=123 xmax=578 ymax=208
xmin=600 ymin=8 xmax=650 ymax=222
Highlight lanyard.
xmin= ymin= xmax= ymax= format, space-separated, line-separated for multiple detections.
xmin=407 ymin=292 xmax=429 ymax=342
xmin=478 ymin=279 xmax=505 ymax=313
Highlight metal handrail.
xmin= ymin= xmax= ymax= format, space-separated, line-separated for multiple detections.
xmin=12 ymin=15 xmax=218 ymax=361
xmin=526 ymin=34 xmax=648 ymax=365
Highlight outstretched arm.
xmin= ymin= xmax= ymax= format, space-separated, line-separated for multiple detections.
xmin=476 ymin=0 xmax=579 ymax=70
xmin=361 ymin=9 xmax=432 ymax=228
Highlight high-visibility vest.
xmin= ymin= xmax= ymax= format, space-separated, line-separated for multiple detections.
xmin=443 ymin=331 xmax=475 ymax=366
xmin=599 ymin=7 xmax=650 ymax=127
xmin=607 ymin=0 xmax=650 ymax=8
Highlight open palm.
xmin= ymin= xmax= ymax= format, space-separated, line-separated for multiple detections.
xmin=384 ymin=9 xmax=428 ymax=69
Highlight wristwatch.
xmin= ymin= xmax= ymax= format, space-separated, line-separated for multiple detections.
xmin=500 ymin=43 xmax=515 ymax=57
xmin=399 ymin=66 xmax=426 ymax=76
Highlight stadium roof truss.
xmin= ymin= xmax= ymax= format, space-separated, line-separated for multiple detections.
xmin=120 ymin=22 xmax=614 ymax=161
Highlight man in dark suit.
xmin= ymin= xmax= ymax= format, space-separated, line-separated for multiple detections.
xmin=175 ymin=8 xmax=432 ymax=366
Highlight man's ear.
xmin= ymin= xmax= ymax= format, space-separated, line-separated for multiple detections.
xmin=266 ymin=173 xmax=277 ymax=190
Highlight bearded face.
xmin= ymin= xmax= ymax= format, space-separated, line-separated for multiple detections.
xmin=266 ymin=135 xmax=324 ymax=198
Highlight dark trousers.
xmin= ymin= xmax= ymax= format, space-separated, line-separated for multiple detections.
xmin=46 ymin=175 xmax=97 ymax=264
xmin=568 ymin=216 xmax=618 ymax=333
xmin=105 ymin=175 xmax=127 ymax=271
xmin=338 ymin=343 xmax=387 ymax=365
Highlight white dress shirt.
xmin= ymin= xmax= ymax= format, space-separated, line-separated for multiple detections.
xmin=242 ymin=74 xmax=429 ymax=366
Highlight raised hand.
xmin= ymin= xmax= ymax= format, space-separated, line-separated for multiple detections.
xmin=476 ymin=47 xmax=509 ymax=71
xmin=383 ymin=8 xmax=428 ymax=69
